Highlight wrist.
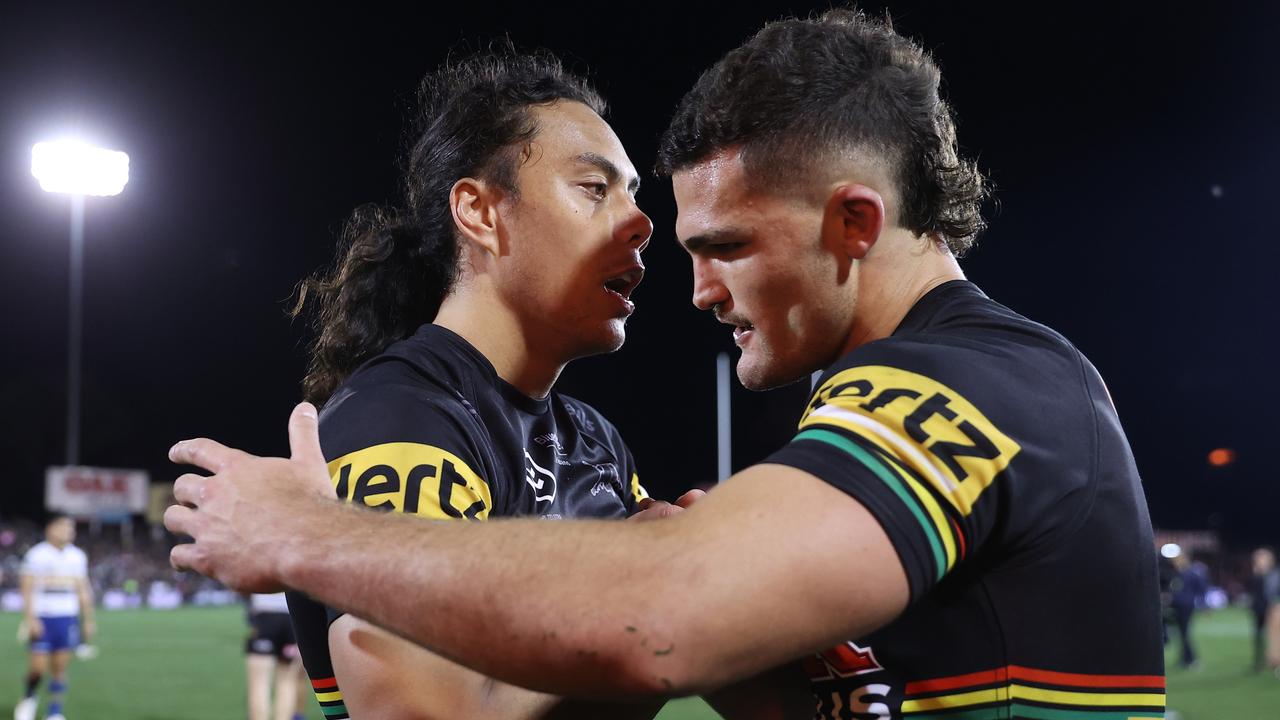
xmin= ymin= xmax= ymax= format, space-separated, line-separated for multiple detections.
xmin=274 ymin=495 xmax=345 ymax=592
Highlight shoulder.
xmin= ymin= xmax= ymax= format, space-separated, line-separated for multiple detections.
xmin=814 ymin=294 xmax=1090 ymax=429
xmin=320 ymin=357 xmax=484 ymax=461
xmin=22 ymin=543 xmax=49 ymax=563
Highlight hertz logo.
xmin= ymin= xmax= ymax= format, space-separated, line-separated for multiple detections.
xmin=801 ymin=365 xmax=1020 ymax=515
xmin=327 ymin=443 xmax=492 ymax=520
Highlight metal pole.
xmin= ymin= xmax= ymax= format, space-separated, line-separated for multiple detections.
xmin=67 ymin=194 xmax=84 ymax=467
xmin=716 ymin=352 xmax=731 ymax=481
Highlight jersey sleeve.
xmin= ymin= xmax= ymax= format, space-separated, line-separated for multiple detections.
xmin=320 ymin=380 xmax=496 ymax=520
xmin=765 ymin=344 xmax=1020 ymax=602
xmin=288 ymin=375 xmax=498 ymax=718
xmin=621 ymin=443 xmax=649 ymax=512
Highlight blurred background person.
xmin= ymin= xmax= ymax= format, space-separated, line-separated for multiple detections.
xmin=14 ymin=516 xmax=94 ymax=720
xmin=1169 ymin=548 xmax=1209 ymax=670
xmin=245 ymin=592 xmax=306 ymax=720
xmin=1249 ymin=547 xmax=1279 ymax=673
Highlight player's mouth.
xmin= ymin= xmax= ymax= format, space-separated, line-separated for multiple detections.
xmin=603 ymin=265 xmax=644 ymax=315
xmin=716 ymin=312 xmax=756 ymax=346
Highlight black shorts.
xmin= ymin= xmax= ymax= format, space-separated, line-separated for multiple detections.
xmin=246 ymin=611 xmax=298 ymax=662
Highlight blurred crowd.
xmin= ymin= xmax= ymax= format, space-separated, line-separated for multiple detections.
xmin=0 ymin=518 xmax=237 ymax=610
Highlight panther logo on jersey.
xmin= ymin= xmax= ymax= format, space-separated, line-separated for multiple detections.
xmin=523 ymin=449 xmax=557 ymax=505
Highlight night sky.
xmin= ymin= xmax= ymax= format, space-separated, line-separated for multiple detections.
xmin=1 ymin=2 xmax=1276 ymax=547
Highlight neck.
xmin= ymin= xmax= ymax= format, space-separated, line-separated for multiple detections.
xmin=841 ymin=233 xmax=965 ymax=355
xmin=434 ymin=284 xmax=566 ymax=399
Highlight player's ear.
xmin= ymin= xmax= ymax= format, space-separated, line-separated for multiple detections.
xmin=821 ymin=184 xmax=884 ymax=261
xmin=450 ymin=177 xmax=506 ymax=259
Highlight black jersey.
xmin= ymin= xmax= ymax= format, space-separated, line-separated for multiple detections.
xmin=287 ymin=324 xmax=647 ymax=720
xmin=767 ymin=281 xmax=1165 ymax=720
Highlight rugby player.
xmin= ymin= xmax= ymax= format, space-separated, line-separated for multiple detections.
xmin=166 ymin=9 xmax=1166 ymax=717
xmin=14 ymin=516 xmax=94 ymax=720
xmin=245 ymin=593 xmax=306 ymax=720
xmin=257 ymin=50 xmax=771 ymax=719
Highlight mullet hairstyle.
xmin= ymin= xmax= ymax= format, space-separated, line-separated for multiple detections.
xmin=293 ymin=50 xmax=606 ymax=405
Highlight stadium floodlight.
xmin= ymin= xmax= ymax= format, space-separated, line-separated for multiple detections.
xmin=31 ymin=140 xmax=129 ymax=196
xmin=1160 ymin=543 xmax=1182 ymax=559
xmin=32 ymin=138 xmax=130 ymax=467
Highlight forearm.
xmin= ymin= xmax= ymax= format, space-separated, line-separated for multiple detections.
xmin=273 ymin=467 xmax=905 ymax=698
xmin=283 ymin=500 xmax=691 ymax=698
xmin=329 ymin=614 xmax=561 ymax=719
xmin=79 ymin=583 xmax=95 ymax=623
xmin=169 ymin=425 xmax=907 ymax=699
xmin=20 ymin=577 xmax=35 ymax=621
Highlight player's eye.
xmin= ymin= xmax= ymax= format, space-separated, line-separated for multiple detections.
xmin=581 ymin=182 xmax=608 ymax=200
xmin=709 ymin=242 xmax=745 ymax=255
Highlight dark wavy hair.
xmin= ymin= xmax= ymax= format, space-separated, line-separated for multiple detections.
xmin=294 ymin=51 xmax=606 ymax=405
xmin=656 ymin=8 xmax=988 ymax=254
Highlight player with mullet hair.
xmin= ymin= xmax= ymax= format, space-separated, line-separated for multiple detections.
xmin=166 ymin=9 xmax=1165 ymax=718
xmin=279 ymin=49 xmax=796 ymax=720
xmin=279 ymin=49 xmax=670 ymax=720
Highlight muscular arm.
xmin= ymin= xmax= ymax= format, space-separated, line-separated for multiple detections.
xmin=299 ymin=464 xmax=905 ymax=696
xmin=167 ymin=405 xmax=909 ymax=699
xmin=330 ymin=617 xmax=664 ymax=719
xmin=328 ymin=615 xmax=556 ymax=719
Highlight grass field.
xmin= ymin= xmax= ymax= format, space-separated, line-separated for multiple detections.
xmin=0 ymin=606 xmax=716 ymax=720
xmin=2 ymin=606 xmax=1277 ymax=718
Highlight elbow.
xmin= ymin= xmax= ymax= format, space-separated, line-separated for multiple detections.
xmin=601 ymin=606 xmax=712 ymax=698
xmin=571 ymin=520 xmax=729 ymax=698
xmin=613 ymin=649 xmax=703 ymax=699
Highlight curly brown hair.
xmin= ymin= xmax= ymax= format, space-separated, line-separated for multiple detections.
xmin=656 ymin=8 xmax=988 ymax=254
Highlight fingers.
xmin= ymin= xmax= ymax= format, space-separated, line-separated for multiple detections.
xmin=173 ymin=473 xmax=206 ymax=507
xmin=636 ymin=497 xmax=656 ymax=511
xmin=170 ymin=542 xmax=201 ymax=573
xmin=675 ymin=489 xmax=707 ymax=508
xmin=288 ymin=402 xmax=325 ymax=466
xmin=629 ymin=500 xmax=682 ymax=521
xmin=169 ymin=437 xmax=250 ymax=473
xmin=164 ymin=504 xmax=197 ymax=537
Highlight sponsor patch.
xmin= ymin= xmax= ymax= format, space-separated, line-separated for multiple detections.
xmin=328 ymin=443 xmax=491 ymax=520
xmin=802 ymin=365 xmax=1020 ymax=515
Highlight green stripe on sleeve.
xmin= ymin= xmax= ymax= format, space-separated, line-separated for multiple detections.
xmin=795 ymin=427 xmax=946 ymax=581
xmin=319 ymin=703 xmax=350 ymax=718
